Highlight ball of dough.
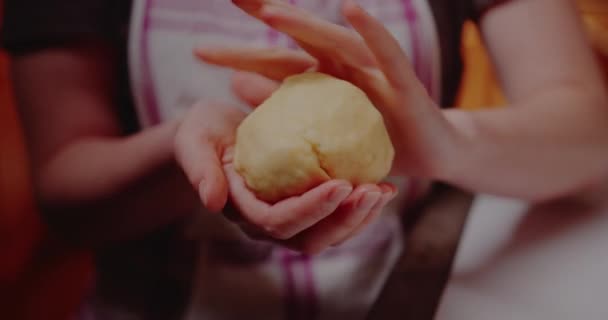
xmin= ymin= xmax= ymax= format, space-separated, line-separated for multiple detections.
xmin=234 ymin=72 xmax=394 ymax=203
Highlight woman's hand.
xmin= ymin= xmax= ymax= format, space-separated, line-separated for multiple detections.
xmin=199 ymin=0 xmax=608 ymax=202
xmin=197 ymin=0 xmax=462 ymax=179
xmin=175 ymin=100 xmax=397 ymax=254
xmin=223 ymin=149 xmax=396 ymax=253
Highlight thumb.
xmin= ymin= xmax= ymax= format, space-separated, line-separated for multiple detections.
xmin=231 ymin=71 xmax=280 ymax=108
xmin=175 ymin=134 xmax=229 ymax=213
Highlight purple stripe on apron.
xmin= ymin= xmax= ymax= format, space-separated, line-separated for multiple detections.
xmin=302 ymin=254 xmax=319 ymax=319
xmin=140 ymin=0 xmax=162 ymax=125
xmin=282 ymin=250 xmax=301 ymax=320
xmin=402 ymin=0 xmax=435 ymax=99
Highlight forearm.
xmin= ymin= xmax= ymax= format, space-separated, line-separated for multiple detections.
xmin=438 ymin=0 xmax=608 ymax=202
xmin=39 ymin=117 xmax=179 ymax=205
xmin=441 ymin=87 xmax=608 ymax=202
xmin=39 ymin=118 xmax=200 ymax=247
xmin=10 ymin=44 xmax=200 ymax=247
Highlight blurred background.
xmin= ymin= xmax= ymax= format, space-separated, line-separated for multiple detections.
xmin=0 ymin=1 xmax=606 ymax=319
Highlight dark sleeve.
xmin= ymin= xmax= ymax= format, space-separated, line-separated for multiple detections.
xmin=428 ymin=0 xmax=472 ymax=107
xmin=1 ymin=0 xmax=132 ymax=55
xmin=427 ymin=0 xmax=513 ymax=107
xmin=1 ymin=0 xmax=139 ymax=133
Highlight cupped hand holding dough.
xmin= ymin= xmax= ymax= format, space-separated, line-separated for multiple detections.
xmin=234 ymin=72 xmax=394 ymax=203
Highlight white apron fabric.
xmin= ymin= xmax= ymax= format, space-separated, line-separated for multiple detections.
xmin=127 ymin=1 xmax=441 ymax=319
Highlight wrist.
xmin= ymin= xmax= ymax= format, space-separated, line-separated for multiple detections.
xmin=434 ymin=109 xmax=479 ymax=186
xmin=122 ymin=116 xmax=184 ymax=173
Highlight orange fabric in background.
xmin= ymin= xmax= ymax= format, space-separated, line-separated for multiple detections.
xmin=0 ymin=38 xmax=41 ymax=285
xmin=0 ymin=3 xmax=94 ymax=319
xmin=579 ymin=0 xmax=608 ymax=78
xmin=457 ymin=0 xmax=608 ymax=110
xmin=456 ymin=21 xmax=506 ymax=109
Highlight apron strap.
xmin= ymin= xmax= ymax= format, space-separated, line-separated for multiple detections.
xmin=367 ymin=183 xmax=473 ymax=320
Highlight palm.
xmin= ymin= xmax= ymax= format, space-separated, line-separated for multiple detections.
xmin=175 ymin=97 xmax=397 ymax=254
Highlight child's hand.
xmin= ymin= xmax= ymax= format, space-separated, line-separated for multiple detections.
xmin=230 ymin=73 xmax=398 ymax=254
xmin=174 ymin=102 xmax=246 ymax=213
xmin=222 ymin=146 xmax=397 ymax=254
xmin=197 ymin=0 xmax=463 ymax=179
xmin=175 ymin=100 xmax=397 ymax=254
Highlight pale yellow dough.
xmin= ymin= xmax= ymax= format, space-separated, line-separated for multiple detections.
xmin=234 ymin=72 xmax=394 ymax=203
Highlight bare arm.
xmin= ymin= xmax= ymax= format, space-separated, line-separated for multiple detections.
xmin=11 ymin=42 xmax=198 ymax=247
xmin=442 ymin=0 xmax=608 ymax=202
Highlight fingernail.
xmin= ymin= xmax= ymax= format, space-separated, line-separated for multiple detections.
xmin=329 ymin=186 xmax=352 ymax=202
xmin=357 ymin=191 xmax=381 ymax=210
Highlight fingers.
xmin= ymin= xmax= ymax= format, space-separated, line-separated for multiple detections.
xmin=231 ymin=72 xmax=280 ymax=107
xmin=226 ymin=1 xmax=407 ymax=112
xmin=231 ymin=0 xmax=374 ymax=66
xmin=257 ymin=3 xmax=375 ymax=67
xmin=196 ymin=46 xmax=317 ymax=81
xmin=270 ymin=181 xmax=353 ymax=238
xmin=342 ymin=0 xmax=418 ymax=91
xmin=174 ymin=133 xmax=228 ymax=213
xmin=227 ymin=0 xmax=419 ymax=95
xmin=286 ymin=184 xmax=384 ymax=254
xmin=332 ymin=183 xmax=397 ymax=247
xmin=223 ymin=161 xmax=396 ymax=254
xmin=224 ymin=163 xmax=353 ymax=239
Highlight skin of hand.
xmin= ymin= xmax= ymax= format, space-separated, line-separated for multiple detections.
xmin=198 ymin=0 xmax=608 ymax=203
xmin=198 ymin=0 xmax=460 ymax=179
xmin=174 ymin=100 xmax=397 ymax=254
